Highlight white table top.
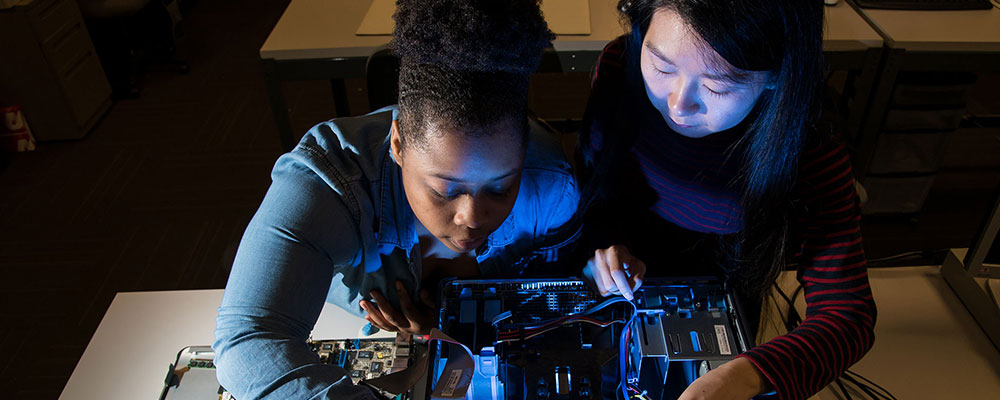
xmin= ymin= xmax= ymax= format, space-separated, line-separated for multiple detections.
xmin=762 ymin=265 xmax=1000 ymax=400
xmin=59 ymin=289 xmax=391 ymax=400
xmin=824 ymin=1 xmax=885 ymax=51
xmin=855 ymin=5 xmax=1000 ymax=52
xmin=62 ymin=262 xmax=1000 ymax=399
xmin=260 ymin=0 xmax=882 ymax=61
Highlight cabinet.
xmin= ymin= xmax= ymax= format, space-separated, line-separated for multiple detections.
xmin=0 ymin=0 xmax=111 ymax=141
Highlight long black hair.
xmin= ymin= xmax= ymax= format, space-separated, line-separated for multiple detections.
xmin=392 ymin=0 xmax=553 ymax=150
xmin=587 ymin=0 xmax=825 ymax=297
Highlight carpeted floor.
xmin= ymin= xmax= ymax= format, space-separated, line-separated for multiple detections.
xmin=0 ymin=1 xmax=997 ymax=398
xmin=0 ymin=1 xmax=309 ymax=397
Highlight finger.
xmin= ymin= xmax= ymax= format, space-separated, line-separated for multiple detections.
xmin=631 ymin=260 xmax=647 ymax=291
xmin=605 ymin=248 xmax=634 ymax=300
xmin=370 ymin=290 xmax=410 ymax=329
xmin=362 ymin=301 xmax=395 ymax=332
xmin=363 ymin=301 xmax=392 ymax=332
xmin=395 ymin=282 xmax=422 ymax=324
xmin=593 ymin=249 xmax=616 ymax=295
xmin=365 ymin=315 xmax=389 ymax=332
xmin=586 ymin=257 xmax=609 ymax=296
xmin=419 ymin=288 xmax=435 ymax=308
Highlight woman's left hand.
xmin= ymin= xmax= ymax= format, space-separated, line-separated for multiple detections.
xmin=583 ymin=245 xmax=646 ymax=300
xmin=678 ymin=357 xmax=771 ymax=400
xmin=360 ymin=281 xmax=436 ymax=335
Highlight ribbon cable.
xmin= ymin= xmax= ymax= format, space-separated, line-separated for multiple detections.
xmin=361 ymin=328 xmax=475 ymax=398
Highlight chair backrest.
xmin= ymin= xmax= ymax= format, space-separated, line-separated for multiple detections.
xmin=365 ymin=47 xmax=401 ymax=112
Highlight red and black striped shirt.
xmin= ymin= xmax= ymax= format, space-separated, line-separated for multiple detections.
xmin=584 ymin=38 xmax=876 ymax=400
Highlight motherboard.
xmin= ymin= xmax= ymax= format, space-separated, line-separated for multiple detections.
xmin=430 ymin=278 xmax=750 ymax=400
xmin=312 ymin=337 xmax=412 ymax=384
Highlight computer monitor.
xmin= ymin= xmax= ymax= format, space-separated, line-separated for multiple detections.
xmin=942 ymin=183 xmax=1000 ymax=351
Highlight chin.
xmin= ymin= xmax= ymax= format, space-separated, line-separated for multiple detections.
xmin=673 ymin=128 xmax=715 ymax=139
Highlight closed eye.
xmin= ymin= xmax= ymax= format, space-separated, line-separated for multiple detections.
xmin=429 ymin=187 xmax=459 ymax=200
xmin=704 ymin=85 xmax=732 ymax=98
xmin=488 ymin=186 xmax=512 ymax=197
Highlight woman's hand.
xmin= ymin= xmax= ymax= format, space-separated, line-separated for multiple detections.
xmin=582 ymin=245 xmax=646 ymax=300
xmin=360 ymin=281 xmax=436 ymax=335
xmin=678 ymin=357 xmax=772 ymax=400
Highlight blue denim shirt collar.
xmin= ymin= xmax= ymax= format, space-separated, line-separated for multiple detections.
xmin=373 ymin=108 xmax=418 ymax=258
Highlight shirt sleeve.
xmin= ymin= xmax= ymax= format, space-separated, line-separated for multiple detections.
xmin=738 ymin=142 xmax=877 ymax=400
xmin=212 ymin=155 xmax=379 ymax=399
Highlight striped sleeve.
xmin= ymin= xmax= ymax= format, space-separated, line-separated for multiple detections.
xmin=738 ymin=142 xmax=877 ymax=400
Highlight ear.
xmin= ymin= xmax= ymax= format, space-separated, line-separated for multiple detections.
xmin=390 ymin=120 xmax=404 ymax=167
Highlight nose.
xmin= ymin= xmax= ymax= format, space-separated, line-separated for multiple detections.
xmin=668 ymin=80 xmax=699 ymax=117
xmin=453 ymin=195 xmax=488 ymax=229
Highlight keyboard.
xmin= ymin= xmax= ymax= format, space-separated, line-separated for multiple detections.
xmin=854 ymin=0 xmax=994 ymax=10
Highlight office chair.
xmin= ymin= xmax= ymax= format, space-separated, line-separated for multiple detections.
xmin=365 ymin=46 xmax=401 ymax=112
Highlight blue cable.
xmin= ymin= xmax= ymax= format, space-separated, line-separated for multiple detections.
xmin=619 ymin=299 xmax=638 ymax=400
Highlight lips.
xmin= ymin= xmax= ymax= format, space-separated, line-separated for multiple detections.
xmin=452 ymin=236 xmax=487 ymax=251
xmin=670 ymin=118 xmax=693 ymax=128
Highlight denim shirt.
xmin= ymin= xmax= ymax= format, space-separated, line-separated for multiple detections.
xmin=213 ymin=106 xmax=579 ymax=399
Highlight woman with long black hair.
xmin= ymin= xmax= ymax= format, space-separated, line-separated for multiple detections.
xmin=579 ymin=1 xmax=876 ymax=399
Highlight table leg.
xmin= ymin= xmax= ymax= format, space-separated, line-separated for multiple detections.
xmin=262 ymin=58 xmax=296 ymax=152
xmin=845 ymin=48 xmax=883 ymax=151
xmin=330 ymin=78 xmax=351 ymax=117
xmin=855 ymin=48 xmax=902 ymax=180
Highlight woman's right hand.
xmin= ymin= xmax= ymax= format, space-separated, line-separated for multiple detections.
xmin=583 ymin=245 xmax=646 ymax=300
xmin=361 ymin=281 xmax=436 ymax=335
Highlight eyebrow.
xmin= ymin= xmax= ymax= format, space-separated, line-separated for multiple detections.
xmin=644 ymin=42 xmax=746 ymax=84
xmin=431 ymin=169 xmax=519 ymax=183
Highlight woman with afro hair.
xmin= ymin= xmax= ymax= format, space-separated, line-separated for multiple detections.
xmin=213 ymin=1 xmax=581 ymax=398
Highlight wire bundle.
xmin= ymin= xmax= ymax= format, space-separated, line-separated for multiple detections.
xmin=617 ymin=300 xmax=638 ymax=400
xmin=626 ymin=383 xmax=652 ymax=400
xmin=774 ymin=284 xmax=897 ymax=400
xmin=493 ymin=297 xmax=634 ymax=343
xmin=489 ymin=296 xmax=642 ymax=398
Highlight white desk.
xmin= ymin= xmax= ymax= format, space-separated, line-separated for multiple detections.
xmin=260 ymin=0 xmax=883 ymax=151
xmin=259 ymin=0 xmax=628 ymax=61
xmin=825 ymin=1 xmax=886 ymax=52
xmin=260 ymin=0 xmax=881 ymax=61
xmin=58 ymin=290 xmax=391 ymax=400
xmin=762 ymin=266 xmax=1000 ymax=399
xmin=61 ymin=264 xmax=1000 ymax=399
xmin=857 ymin=6 xmax=1000 ymax=53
